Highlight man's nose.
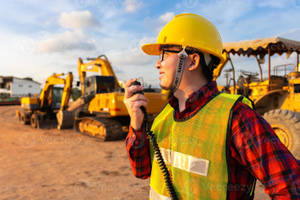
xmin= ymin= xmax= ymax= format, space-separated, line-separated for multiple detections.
xmin=155 ymin=59 xmax=161 ymax=69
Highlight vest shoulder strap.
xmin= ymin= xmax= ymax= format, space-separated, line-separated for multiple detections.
xmin=224 ymin=93 xmax=256 ymax=200
xmin=219 ymin=93 xmax=253 ymax=109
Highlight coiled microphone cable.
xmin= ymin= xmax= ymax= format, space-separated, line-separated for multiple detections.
xmin=131 ymin=81 xmax=179 ymax=200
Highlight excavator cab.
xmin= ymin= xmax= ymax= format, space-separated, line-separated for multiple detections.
xmin=38 ymin=86 xmax=64 ymax=110
xmin=51 ymin=87 xmax=64 ymax=109
xmin=83 ymin=75 xmax=116 ymax=97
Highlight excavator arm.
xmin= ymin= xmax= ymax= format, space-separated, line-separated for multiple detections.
xmin=78 ymin=55 xmax=120 ymax=95
xmin=39 ymin=73 xmax=73 ymax=110
xmin=39 ymin=73 xmax=65 ymax=109
xmin=60 ymin=72 xmax=73 ymax=111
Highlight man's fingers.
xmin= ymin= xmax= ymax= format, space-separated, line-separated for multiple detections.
xmin=128 ymin=94 xmax=148 ymax=102
xmin=125 ymin=78 xmax=137 ymax=88
xmin=125 ymin=97 xmax=148 ymax=109
xmin=131 ymin=101 xmax=148 ymax=111
xmin=123 ymin=79 xmax=148 ymax=130
xmin=124 ymin=79 xmax=136 ymax=98
xmin=124 ymin=80 xmax=144 ymax=98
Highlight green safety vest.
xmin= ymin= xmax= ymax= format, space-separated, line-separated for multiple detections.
xmin=149 ymin=93 xmax=253 ymax=200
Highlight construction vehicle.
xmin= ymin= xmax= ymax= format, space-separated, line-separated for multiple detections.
xmin=58 ymin=55 xmax=168 ymax=141
xmin=214 ymin=37 xmax=300 ymax=158
xmin=16 ymin=72 xmax=73 ymax=128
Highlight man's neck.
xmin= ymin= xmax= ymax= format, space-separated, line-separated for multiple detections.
xmin=174 ymin=80 xmax=208 ymax=112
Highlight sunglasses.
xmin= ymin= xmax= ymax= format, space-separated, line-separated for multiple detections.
xmin=159 ymin=49 xmax=182 ymax=62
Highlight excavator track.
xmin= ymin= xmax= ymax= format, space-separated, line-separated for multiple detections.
xmin=74 ymin=117 xmax=125 ymax=141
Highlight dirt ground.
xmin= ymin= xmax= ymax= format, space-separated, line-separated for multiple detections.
xmin=0 ymin=106 xmax=269 ymax=200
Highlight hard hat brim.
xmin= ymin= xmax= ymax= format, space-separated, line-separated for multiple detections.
xmin=141 ymin=43 xmax=162 ymax=55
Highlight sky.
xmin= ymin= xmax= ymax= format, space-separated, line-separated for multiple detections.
xmin=0 ymin=0 xmax=300 ymax=87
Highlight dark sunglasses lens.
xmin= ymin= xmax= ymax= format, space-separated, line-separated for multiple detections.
xmin=159 ymin=49 xmax=181 ymax=62
xmin=159 ymin=50 xmax=165 ymax=62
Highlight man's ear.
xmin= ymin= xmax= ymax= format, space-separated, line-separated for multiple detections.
xmin=188 ymin=53 xmax=200 ymax=71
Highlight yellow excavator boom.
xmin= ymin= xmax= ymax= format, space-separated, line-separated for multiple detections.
xmin=39 ymin=73 xmax=66 ymax=109
xmin=60 ymin=72 xmax=73 ymax=111
xmin=78 ymin=55 xmax=120 ymax=95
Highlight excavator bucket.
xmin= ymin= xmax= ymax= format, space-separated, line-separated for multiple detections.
xmin=57 ymin=110 xmax=75 ymax=130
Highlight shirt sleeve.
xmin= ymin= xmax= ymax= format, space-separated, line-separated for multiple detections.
xmin=125 ymin=126 xmax=151 ymax=179
xmin=231 ymin=102 xmax=300 ymax=200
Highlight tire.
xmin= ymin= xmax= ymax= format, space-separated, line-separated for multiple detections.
xmin=31 ymin=114 xmax=40 ymax=129
xmin=17 ymin=111 xmax=22 ymax=122
xmin=20 ymin=113 xmax=26 ymax=125
xmin=263 ymin=109 xmax=300 ymax=159
xmin=20 ymin=112 xmax=30 ymax=125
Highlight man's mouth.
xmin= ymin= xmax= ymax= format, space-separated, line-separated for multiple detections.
xmin=159 ymin=72 xmax=164 ymax=79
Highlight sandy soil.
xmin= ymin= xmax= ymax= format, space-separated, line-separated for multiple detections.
xmin=0 ymin=106 xmax=269 ymax=200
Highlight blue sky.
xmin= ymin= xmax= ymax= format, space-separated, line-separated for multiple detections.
xmin=0 ymin=0 xmax=300 ymax=87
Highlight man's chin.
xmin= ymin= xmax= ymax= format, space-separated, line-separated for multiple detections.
xmin=160 ymin=84 xmax=171 ymax=90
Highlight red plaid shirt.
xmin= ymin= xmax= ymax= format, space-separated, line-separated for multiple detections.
xmin=125 ymin=81 xmax=300 ymax=200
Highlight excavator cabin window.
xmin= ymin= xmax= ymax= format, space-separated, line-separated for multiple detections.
xmin=51 ymin=87 xmax=63 ymax=109
xmin=84 ymin=76 xmax=116 ymax=97
xmin=295 ymin=84 xmax=300 ymax=93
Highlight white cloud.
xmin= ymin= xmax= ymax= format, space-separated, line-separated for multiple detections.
xmin=107 ymin=37 xmax=156 ymax=67
xmin=0 ymin=31 xmax=73 ymax=84
xmin=159 ymin=12 xmax=175 ymax=23
xmin=108 ymin=48 xmax=159 ymax=86
xmin=37 ymin=31 xmax=96 ymax=53
xmin=279 ymin=29 xmax=300 ymax=41
xmin=59 ymin=10 xmax=100 ymax=30
xmin=109 ymin=48 xmax=153 ymax=67
xmin=100 ymin=36 xmax=159 ymax=85
xmin=124 ymin=0 xmax=142 ymax=13
xmin=143 ymin=12 xmax=175 ymax=34
xmin=139 ymin=36 xmax=156 ymax=46
xmin=37 ymin=10 xmax=101 ymax=53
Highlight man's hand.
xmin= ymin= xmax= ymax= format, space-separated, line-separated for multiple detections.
xmin=123 ymin=79 xmax=149 ymax=130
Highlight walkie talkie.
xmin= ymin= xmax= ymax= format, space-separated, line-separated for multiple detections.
xmin=131 ymin=80 xmax=143 ymax=94
xmin=130 ymin=80 xmax=179 ymax=200
xmin=131 ymin=80 xmax=147 ymax=117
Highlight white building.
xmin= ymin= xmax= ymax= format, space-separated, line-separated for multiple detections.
xmin=0 ymin=76 xmax=41 ymax=97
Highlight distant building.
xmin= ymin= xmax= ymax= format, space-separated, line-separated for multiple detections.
xmin=0 ymin=76 xmax=41 ymax=97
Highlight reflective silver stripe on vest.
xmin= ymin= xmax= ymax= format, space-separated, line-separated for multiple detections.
xmin=156 ymin=148 xmax=210 ymax=176
xmin=150 ymin=186 xmax=171 ymax=200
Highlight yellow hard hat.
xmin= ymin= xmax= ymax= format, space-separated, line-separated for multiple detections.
xmin=141 ymin=13 xmax=224 ymax=63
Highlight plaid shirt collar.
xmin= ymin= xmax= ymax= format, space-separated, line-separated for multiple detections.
xmin=168 ymin=81 xmax=219 ymax=119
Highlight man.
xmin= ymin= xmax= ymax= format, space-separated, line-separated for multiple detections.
xmin=123 ymin=13 xmax=299 ymax=200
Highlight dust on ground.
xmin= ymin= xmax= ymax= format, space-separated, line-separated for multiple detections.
xmin=0 ymin=106 xmax=269 ymax=200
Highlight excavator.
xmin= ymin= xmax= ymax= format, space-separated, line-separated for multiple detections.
xmin=16 ymin=72 xmax=73 ymax=128
xmin=57 ymin=55 xmax=168 ymax=141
